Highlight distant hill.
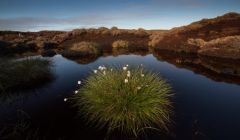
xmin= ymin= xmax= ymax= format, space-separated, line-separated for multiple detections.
xmin=151 ymin=12 xmax=240 ymax=59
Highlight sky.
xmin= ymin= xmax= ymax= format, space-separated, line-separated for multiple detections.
xmin=0 ymin=0 xmax=239 ymax=31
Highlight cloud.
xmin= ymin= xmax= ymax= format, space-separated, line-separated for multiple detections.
xmin=149 ymin=0 xmax=205 ymax=7
xmin=0 ymin=0 xmax=206 ymax=31
xmin=1 ymin=0 xmax=237 ymax=31
xmin=0 ymin=10 xmax=154 ymax=31
xmin=0 ymin=16 xmax=111 ymax=31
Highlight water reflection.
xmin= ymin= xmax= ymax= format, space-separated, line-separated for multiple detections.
xmin=63 ymin=48 xmax=240 ymax=85
xmin=111 ymin=47 xmax=149 ymax=56
xmin=1 ymin=48 xmax=240 ymax=140
xmin=63 ymin=55 xmax=99 ymax=64
xmin=152 ymin=50 xmax=240 ymax=84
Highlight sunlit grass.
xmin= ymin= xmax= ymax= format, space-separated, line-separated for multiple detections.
xmin=62 ymin=41 xmax=102 ymax=58
xmin=112 ymin=40 xmax=129 ymax=48
xmin=0 ymin=58 xmax=53 ymax=93
xmin=72 ymin=65 xmax=172 ymax=137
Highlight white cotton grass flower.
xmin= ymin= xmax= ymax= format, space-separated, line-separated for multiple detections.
xmin=93 ymin=70 xmax=98 ymax=74
xmin=75 ymin=90 xmax=78 ymax=94
xmin=137 ymin=86 xmax=141 ymax=90
xmin=126 ymin=64 xmax=129 ymax=67
xmin=98 ymin=66 xmax=106 ymax=71
xmin=123 ymin=66 xmax=127 ymax=71
xmin=110 ymin=68 xmax=113 ymax=72
xmin=124 ymin=79 xmax=128 ymax=83
xmin=78 ymin=81 xmax=81 ymax=85
xmin=141 ymin=74 xmax=144 ymax=77
xmin=102 ymin=66 xmax=106 ymax=70
xmin=64 ymin=98 xmax=68 ymax=102
xmin=127 ymin=70 xmax=131 ymax=77
xmin=103 ymin=71 xmax=106 ymax=75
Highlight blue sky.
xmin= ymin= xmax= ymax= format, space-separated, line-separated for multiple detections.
xmin=0 ymin=0 xmax=239 ymax=31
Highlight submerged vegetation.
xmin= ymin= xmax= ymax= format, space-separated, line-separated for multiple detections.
xmin=0 ymin=58 xmax=53 ymax=94
xmin=72 ymin=65 xmax=172 ymax=137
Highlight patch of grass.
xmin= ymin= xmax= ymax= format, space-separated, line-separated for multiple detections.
xmin=112 ymin=40 xmax=129 ymax=48
xmin=72 ymin=65 xmax=172 ymax=137
xmin=71 ymin=41 xmax=100 ymax=55
xmin=62 ymin=41 xmax=101 ymax=58
xmin=0 ymin=58 xmax=53 ymax=93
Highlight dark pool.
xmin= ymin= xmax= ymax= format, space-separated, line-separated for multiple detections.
xmin=1 ymin=51 xmax=240 ymax=140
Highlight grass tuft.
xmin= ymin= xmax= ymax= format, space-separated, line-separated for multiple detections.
xmin=72 ymin=65 xmax=172 ymax=137
xmin=0 ymin=58 xmax=53 ymax=93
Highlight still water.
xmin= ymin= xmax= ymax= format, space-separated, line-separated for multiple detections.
xmin=1 ymin=51 xmax=240 ymax=140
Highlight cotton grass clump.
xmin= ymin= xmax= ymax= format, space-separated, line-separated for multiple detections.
xmin=72 ymin=65 xmax=172 ymax=137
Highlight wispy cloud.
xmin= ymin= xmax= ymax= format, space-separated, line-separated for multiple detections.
xmin=0 ymin=12 xmax=153 ymax=31
xmin=0 ymin=0 xmax=238 ymax=31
